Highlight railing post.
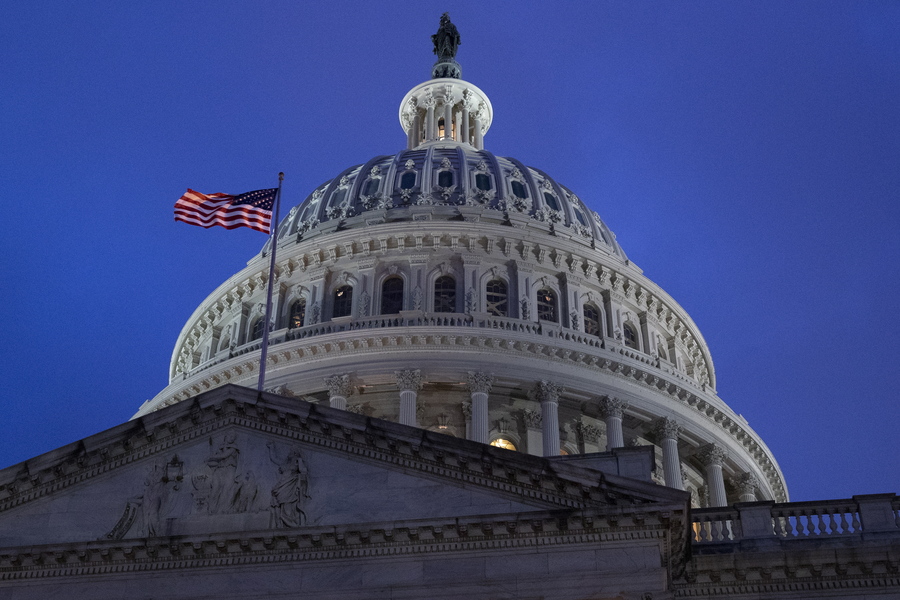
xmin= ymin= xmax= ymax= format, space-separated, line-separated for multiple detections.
xmin=854 ymin=493 xmax=899 ymax=533
xmin=735 ymin=501 xmax=776 ymax=539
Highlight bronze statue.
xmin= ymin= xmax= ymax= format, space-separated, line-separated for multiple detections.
xmin=432 ymin=12 xmax=460 ymax=60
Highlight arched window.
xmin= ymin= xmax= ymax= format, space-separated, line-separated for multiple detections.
xmin=475 ymin=173 xmax=491 ymax=191
xmin=289 ymin=299 xmax=306 ymax=329
xmin=623 ymin=323 xmax=638 ymax=349
xmin=333 ymin=285 xmax=353 ymax=318
xmin=381 ymin=277 xmax=404 ymax=314
xmin=400 ymin=172 xmax=416 ymax=189
xmin=511 ymin=180 xmax=528 ymax=199
xmin=537 ymin=288 xmax=557 ymax=322
xmin=490 ymin=438 xmax=516 ymax=451
xmin=363 ymin=179 xmax=379 ymax=196
xmin=438 ymin=170 xmax=454 ymax=188
xmin=250 ymin=318 xmax=265 ymax=341
xmin=434 ymin=276 xmax=456 ymax=312
xmin=543 ymin=192 xmax=560 ymax=211
xmin=583 ymin=304 xmax=602 ymax=336
xmin=486 ymin=279 xmax=508 ymax=317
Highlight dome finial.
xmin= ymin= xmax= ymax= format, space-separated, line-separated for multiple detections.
xmin=431 ymin=12 xmax=461 ymax=79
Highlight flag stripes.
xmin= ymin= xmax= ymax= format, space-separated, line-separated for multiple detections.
xmin=174 ymin=188 xmax=276 ymax=234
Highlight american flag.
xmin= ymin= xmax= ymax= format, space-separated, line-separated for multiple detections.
xmin=174 ymin=188 xmax=278 ymax=234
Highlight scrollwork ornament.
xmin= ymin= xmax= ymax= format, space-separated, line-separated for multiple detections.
xmin=395 ymin=369 xmax=423 ymax=392
xmin=466 ymin=371 xmax=494 ymax=394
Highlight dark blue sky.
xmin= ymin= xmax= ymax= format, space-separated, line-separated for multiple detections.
xmin=2 ymin=2 xmax=898 ymax=502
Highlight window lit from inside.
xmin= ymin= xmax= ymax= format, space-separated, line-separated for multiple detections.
xmin=333 ymin=285 xmax=353 ymax=318
xmin=289 ymin=299 xmax=306 ymax=329
xmin=490 ymin=438 xmax=516 ymax=451
xmin=537 ymin=288 xmax=557 ymax=322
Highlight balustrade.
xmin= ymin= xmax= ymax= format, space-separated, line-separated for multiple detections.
xmin=692 ymin=496 xmax=898 ymax=545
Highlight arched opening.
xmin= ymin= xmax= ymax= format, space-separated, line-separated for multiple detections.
xmin=289 ymin=298 xmax=307 ymax=329
xmin=434 ymin=275 xmax=456 ymax=313
xmin=623 ymin=323 xmax=639 ymax=349
xmin=250 ymin=318 xmax=265 ymax=341
xmin=537 ymin=288 xmax=557 ymax=322
xmin=583 ymin=303 xmax=602 ymax=336
xmin=485 ymin=279 xmax=508 ymax=317
xmin=490 ymin=438 xmax=516 ymax=451
xmin=381 ymin=277 xmax=404 ymax=314
xmin=333 ymin=285 xmax=353 ymax=318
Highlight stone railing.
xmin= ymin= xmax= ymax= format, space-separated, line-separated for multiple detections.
xmin=692 ymin=494 xmax=899 ymax=544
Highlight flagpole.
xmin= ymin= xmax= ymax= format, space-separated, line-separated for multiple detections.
xmin=257 ymin=172 xmax=284 ymax=393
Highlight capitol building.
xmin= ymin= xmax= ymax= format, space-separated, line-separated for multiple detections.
xmin=0 ymin=16 xmax=897 ymax=600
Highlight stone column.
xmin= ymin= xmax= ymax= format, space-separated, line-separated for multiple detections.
xmin=523 ymin=409 xmax=543 ymax=456
xmin=424 ymin=95 xmax=436 ymax=141
xmin=698 ymin=443 xmax=729 ymax=507
xmin=472 ymin=109 xmax=483 ymax=149
xmin=652 ymin=417 xmax=684 ymax=490
xmin=598 ymin=396 xmax=628 ymax=451
xmin=324 ymin=373 xmax=352 ymax=410
xmin=395 ymin=369 xmax=422 ymax=427
xmin=466 ymin=372 xmax=493 ymax=444
xmin=532 ymin=381 xmax=563 ymax=457
xmin=443 ymin=96 xmax=453 ymax=140
xmin=461 ymin=106 xmax=470 ymax=144
xmin=734 ymin=472 xmax=759 ymax=503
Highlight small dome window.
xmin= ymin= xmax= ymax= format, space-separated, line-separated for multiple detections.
xmin=333 ymin=285 xmax=353 ymax=318
xmin=331 ymin=188 xmax=346 ymax=207
xmin=543 ymin=192 xmax=560 ymax=211
xmin=438 ymin=170 xmax=454 ymax=188
xmin=475 ymin=173 xmax=491 ymax=191
xmin=363 ymin=179 xmax=379 ymax=196
xmin=289 ymin=299 xmax=306 ymax=329
xmin=511 ymin=180 xmax=528 ymax=199
xmin=381 ymin=277 xmax=404 ymax=314
xmin=574 ymin=209 xmax=588 ymax=226
xmin=537 ymin=288 xmax=558 ymax=322
xmin=400 ymin=172 xmax=416 ymax=189
xmin=434 ymin=275 xmax=456 ymax=312
xmin=486 ymin=279 xmax=508 ymax=317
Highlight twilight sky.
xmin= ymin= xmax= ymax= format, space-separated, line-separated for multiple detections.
xmin=1 ymin=2 xmax=898 ymax=502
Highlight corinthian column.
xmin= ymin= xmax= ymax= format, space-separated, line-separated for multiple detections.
xmin=532 ymin=381 xmax=563 ymax=457
xmin=466 ymin=372 xmax=493 ymax=444
xmin=598 ymin=396 xmax=628 ymax=451
xmin=324 ymin=373 xmax=352 ymax=410
xmin=395 ymin=369 xmax=423 ymax=427
xmin=733 ymin=472 xmax=759 ymax=503
xmin=652 ymin=417 xmax=684 ymax=490
xmin=698 ymin=443 xmax=729 ymax=507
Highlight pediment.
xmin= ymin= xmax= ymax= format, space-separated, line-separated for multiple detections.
xmin=0 ymin=385 xmax=686 ymax=548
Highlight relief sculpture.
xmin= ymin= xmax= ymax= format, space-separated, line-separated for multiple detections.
xmin=102 ymin=434 xmax=313 ymax=539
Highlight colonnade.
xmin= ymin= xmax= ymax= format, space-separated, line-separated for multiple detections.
xmin=322 ymin=371 xmax=757 ymax=507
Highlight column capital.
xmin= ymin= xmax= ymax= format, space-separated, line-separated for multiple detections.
xmin=324 ymin=373 xmax=353 ymax=398
xmin=531 ymin=380 xmax=563 ymax=404
xmin=395 ymin=369 xmax=423 ymax=392
xmin=732 ymin=472 xmax=760 ymax=496
xmin=466 ymin=371 xmax=494 ymax=394
xmin=598 ymin=396 xmax=628 ymax=419
xmin=697 ymin=443 xmax=728 ymax=467
xmin=523 ymin=409 xmax=542 ymax=430
xmin=652 ymin=416 xmax=682 ymax=441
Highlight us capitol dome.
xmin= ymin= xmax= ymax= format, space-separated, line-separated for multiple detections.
xmin=136 ymin=18 xmax=787 ymax=508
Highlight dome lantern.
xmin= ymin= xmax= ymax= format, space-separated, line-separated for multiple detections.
xmin=399 ymin=14 xmax=492 ymax=150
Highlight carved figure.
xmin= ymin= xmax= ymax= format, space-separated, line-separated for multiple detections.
xmin=205 ymin=433 xmax=242 ymax=514
xmin=267 ymin=442 xmax=310 ymax=528
xmin=432 ymin=13 xmax=460 ymax=60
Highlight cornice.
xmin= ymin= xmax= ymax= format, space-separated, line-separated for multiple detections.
xmin=0 ymin=503 xmax=686 ymax=581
